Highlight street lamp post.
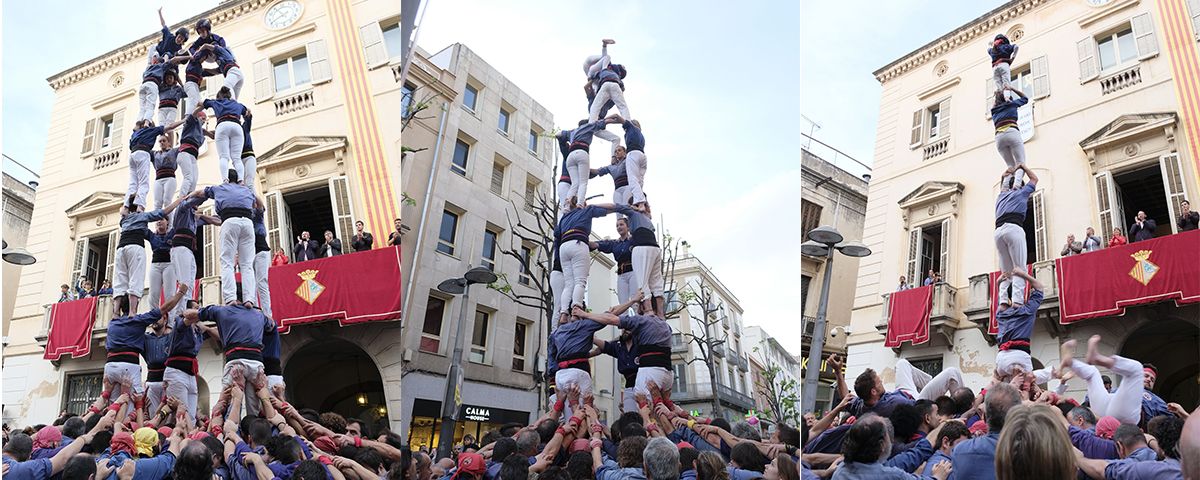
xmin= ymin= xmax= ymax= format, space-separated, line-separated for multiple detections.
xmin=801 ymin=226 xmax=871 ymax=414
xmin=434 ymin=266 xmax=498 ymax=460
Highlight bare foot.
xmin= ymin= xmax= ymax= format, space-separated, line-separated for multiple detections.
xmin=1059 ymin=339 xmax=1077 ymax=372
xmin=1086 ymin=335 xmax=1114 ymax=369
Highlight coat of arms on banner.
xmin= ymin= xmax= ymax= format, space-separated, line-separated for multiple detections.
xmin=1128 ymin=250 xmax=1159 ymax=286
xmin=295 ymin=269 xmax=325 ymax=304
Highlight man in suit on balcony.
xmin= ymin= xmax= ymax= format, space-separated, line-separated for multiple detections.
xmin=320 ymin=230 xmax=342 ymax=257
xmin=292 ymin=231 xmax=319 ymax=262
xmin=1129 ymin=211 xmax=1157 ymax=242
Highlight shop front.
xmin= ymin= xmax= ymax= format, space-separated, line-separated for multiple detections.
xmin=406 ymin=399 xmax=532 ymax=451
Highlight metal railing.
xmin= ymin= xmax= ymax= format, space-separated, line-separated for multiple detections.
xmin=715 ymin=384 xmax=756 ymax=410
xmin=800 ymin=133 xmax=872 ymax=180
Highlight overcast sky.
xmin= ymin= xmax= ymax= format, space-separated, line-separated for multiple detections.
xmin=417 ymin=0 xmax=806 ymax=351
xmin=2 ymin=0 xmax=221 ymax=185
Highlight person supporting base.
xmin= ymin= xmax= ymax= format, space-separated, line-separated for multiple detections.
xmin=142 ymin=320 xmax=172 ymax=414
xmin=994 ymin=267 xmax=1045 ymax=380
xmin=164 ymin=301 xmax=211 ymax=425
xmin=252 ymin=203 xmax=272 ymax=319
xmin=556 ymin=204 xmax=621 ymax=317
xmin=114 ymin=196 xmax=182 ymax=316
xmin=151 ymin=136 xmax=179 ymax=210
xmin=183 ymin=302 xmax=272 ymax=418
xmin=165 ymin=194 xmax=220 ymax=319
xmin=622 ymin=119 xmax=647 ymax=207
xmin=547 ymin=312 xmax=609 ymax=406
xmin=619 ymin=203 xmax=664 ymax=316
xmin=994 ymin=164 xmax=1038 ymax=307
xmin=594 ymin=218 xmax=634 ymax=311
xmin=103 ymin=284 xmax=186 ymax=409
xmin=1059 ymin=335 xmax=1145 ymax=426
xmin=147 ymin=220 xmax=173 ymax=308
xmin=240 ymin=111 xmax=257 ymax=191
xmin=194 ymin=180 xmax=259 ymax=305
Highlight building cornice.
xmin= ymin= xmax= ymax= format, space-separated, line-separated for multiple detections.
xmin=46 ymin=0 xmax=274 ymax=91
xmin=873 ymin=0 xmax=1044 ymax=84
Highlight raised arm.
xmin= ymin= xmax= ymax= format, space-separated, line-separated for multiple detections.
xmin=607 ymin=291 xmax=644 ymax=316
xmin=161 ymin=118 xmax=187 ymax=133
xmin=1010 ymin=267 xmax=1044 ymax=291
xmin=1019 ymin=164 xmax=1039 ymax=185
xmin=1005 ymin=85 xmax=1028 ymax=99
xmin=572 ymin=306 xmax=621 ymax=326
xmin=830 ymin=354 xmax=849 ymax=401
xmin=158 ymin=7 xmax=167 ymax=28
xmin=159 ymin=283 xmax=189 ymax=313
xmin=50 ymin=411 xmax=115 ymax=474
xmin=810 ymin=392 xmax=853 ymax=439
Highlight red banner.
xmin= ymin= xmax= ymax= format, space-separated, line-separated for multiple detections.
xmin=988 ymin=264 xmax=1034 ymax=335
xmin=885 ymin=285 xmax=932 ymax=347
xmin=1056 ymin=230 xmax=1200 ymax=323
xmin=269 ymin=246 xmax=402 ymax=333
xmin=44 ymin=297 xmax=99 ymax=360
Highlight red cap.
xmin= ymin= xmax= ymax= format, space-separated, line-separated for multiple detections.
xmin=189 ymin=431 xmax=210 ymax=441
xmin=676 ymin=441 xmax=694 ymax=449
xmin=453 ymin=452 xmax=487 ymax=478
xmin=568 ymin=438 xmax=591 ymax=454
xmin=969 ymin=420 xmax=988 ymax=436
xmin=157 ymin=426 xmax=173 ymax=438
xmin=1096 ymin=416 xmax=1120 ymax=439
xmin=313 ymin=436 xmax=338 ymax=453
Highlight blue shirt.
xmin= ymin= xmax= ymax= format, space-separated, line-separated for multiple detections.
xmin=204 ymin=183 xmax=256 ymax=213
xmin=242 ymin=115 xmax=254 ymax=153
xmin=618 ymin=314 xmax=671 ymax=351
xmin=142 ymin=62 xmax=174 ymax=83
xmin=595 ymin=161 xmax=627 ymax=185
xmin=189 ymin=34 xmax=227 ymax=55
xmin=199 ymin=305 xmax=267 ymax=350
xmin=106 ymin=309 xmax=164 ymax=352
xmin=227 ymin=442 xmax=262 ymax=480
xmin=596 ymin=459 xmax=645 ymax=480
xmin=846 ymin=390 xmax=915 ymax=418
xmin=949 ymin=432 xmax=999 ymax=480
xmin=155 ymin=27 xmax=186 ymax=58
xmin=885 ymin=438 xmax=934 ymax=473
xmin=831 ymin=461 xmax=926 ymax=479
xmin=1141 ymin=391 xmax=1170 ymax=425
xmin=2 ymin=455 xmax=52 ymax=480
xmin=169 ymin=318 xmax=206 ymax=358
xmin=727 ymin=467 xmax=763 ymax=480
xmin=599 ymin=339 xmax=638 ymax=379
xmin=996 ymin=288 xmax=1045 ymax=343
xmin=622 ymin=120 xmax=645 ymax=152
xmin=922 ymin=450 xmax=953 ymax=477
xmin=131 ymin=126 xmax=166 ymax=150
xmin=989 ymin=43 xmax=1016 ymax=63
xmin=149 ymin=232 xmax=172 ymax=258
xmin=1069 ymin=425 xmax=1118 ymax=459
xmin=121 ymin=209 xmax=168 ymax=235
xmin=995 ymin=181 xmax=1037 ymax=221
xmin=666 ymin=427 xmax=720 ymax=453
xmin=614 ymin=206 xmax=655 ymax=236
xmin=263 ymin=322 xmax=281 ymax=361
xmin=549 ymin=319 xmax=607 ymax=362
xmin=180 ymin=114 xmax=207 ymax=148
xmin=143 ymin=331 xmax=172 ymax=366
xmin=210 ymin=45 xmax=238 ymax=70
xmin=595 ymin=238 xmax=633 ymax=268
xmin=171 ymin=196 xmax=209 ymax=235
xmin=556 ymin=130 xmax=572 ymax=181
xmin=803 ymin=424 xmax=851 ymax=454
xmin=1104 ymin=458 xmax=1181 ymax=480
xmin=202 ymin=98 xmax=247 ymax=122
xmin=555 ymin=205 xmax=615 ymax=243
xmin=1126 ymin=446 xmax=1157 ymax=462
xmin=100 ymin=451 xmax=177 ymax=480
xmin=990 ymin=97 xmax=1028 ymax=127
xmin=567 ymin=120 xmax=610 ymax=147
xmin=152 ymin=148 xmax=179 ymax=171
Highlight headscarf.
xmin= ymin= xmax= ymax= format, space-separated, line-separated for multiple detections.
xmin=32 ymin=426 xmax=62 ymax=450
xmin=1096 ymin=416 xmax=1120 ymax=439
xmin=134 ymin=427 xmax=160 ymax=457
xmin=110 ymin=431 xmax=137 ymax=457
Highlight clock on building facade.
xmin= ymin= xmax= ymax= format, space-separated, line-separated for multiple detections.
xmin=265 ymin=0 xmax=303 ymax=29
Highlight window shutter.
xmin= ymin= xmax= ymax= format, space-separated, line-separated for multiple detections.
xmin=1160 ymin=153 xmax=1189 ymax=233
xmin=1032 ymin=191 xmax=1048 ymax=262
xmin=203 ymin=207 xmax=218 ymax=278
xmin=253 ymin=59 xmax=273 ymax=103
xmin=1030 ymin=55 xmax=1050 ymax=99
xmin=909 ymin=110 xmax=924 ymax=149
xmin=71 ymin=237 xmax=90 ymax=286
xmin=1131 ymin=13 xmax=1159 ymax=59
xmin=105 ymin=230 xmax=119 ymax=286
xmin=1094 ymin=171 xmax=1118 ymax=243
xmin=985 ymin=78 xmax=997 ymax=119
xmin=939 ymin=218 xmax=952 ymax=281
xmin=490 ymin=162 xmax=505 ymax=195
xmin=306 ymin=40 xmax=332 ymax=85
xmin=328 ymin=176 xmax=354 ymax=249
xmin=938 ymin=98 xmax=951 ymax=138
xmin=110 ymin=110 xmax=125 ymax=149
xmin=1077 ymin=37 xmax=1098 ymax=83
xmin=906 ymin=227 xmax=921 ymax=284
xmin=1190 ymin=0 xmax=1200 ymax=41
xmin=81 ymin=118 xmax=97 ymax=156
xmin=265 ymin=191 xmax=283 ymax=254
xmin=360 ymin=22 xmax=387 ymax=68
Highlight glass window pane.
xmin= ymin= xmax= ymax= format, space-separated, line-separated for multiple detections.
xmin=472 ymin=311 xmax=489 ymax=347
xmin=528 ymin=131 xmax=538 ymax=151
xmin=292 ymin=54 xmax=311 ymax=86
xmin=464 ymin=85 xmax=478 ymax=111
xmin=382 ymin=23 xmax=403 ymax=58
xmin=439 ymin=211 xmax=457 ymax=245
xmin=1098 ymin=37 xmax=1117 ymax=71
xmin=452 ymin=140 xmax=470 ymax=171
xmin=402 ymin=83 xmax=414 ymax=116
xmin=483 ymin=230 xmax=497 ymax=262
xmin=499 ymin=109 xmax=510 ymax=132
xmin=422 ymin=297 xmax=445 ymax=335
xmin=274 ymin=60 xmax=291 ymax=91
xmin=1117 ymin=30 xmax=1137 ymax=64
xmin=514 ymin=323 xmax=526 ymax=355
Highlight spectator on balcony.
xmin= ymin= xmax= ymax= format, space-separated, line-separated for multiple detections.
xmin=1129 ymin=211 xmax=1157 ymax=242
xmin=293 ymin=231 xmax=319 ymax=262
xmin=1060 ymin=234 xmax=1083 ymax=257
xmin=932 ymin=272 xmax=943 ymax=285
xmin=351 ymin=221 xmax=374 ymax=252
xmin=58 ymin=284 xmax=73 ymax=303
xmin=75 ymin=279 xmax=96 ymax=299
xmin=389 ymin=218 xmax=402 ymax=246
xmin=1083 ymin=227 xmax=1104 ymax=253
xmin=1108 ymin=227 xmax=1127 ymax=247
xmin=1177 ymin=199 xmax=1198 ymax=232
xmin=272 ymin=248 xmax=289 ymax=266
xmin=320 ymin=230 xmax=342 ymax=257
xmin=896 ymin=276 xmax=911 ymax=291
xmin=97 ymin=279 xmax=114 ymax=296
xmin=923 ymin=270 xmax=936 ymax=286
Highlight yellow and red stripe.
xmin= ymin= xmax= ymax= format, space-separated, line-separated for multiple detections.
xmin=1156 ymin=0 xmax=1200 ymax=194
xmin=326 ymin=0 xmax=399 ymax=244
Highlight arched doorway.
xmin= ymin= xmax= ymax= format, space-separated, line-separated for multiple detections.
xmin=283 ymin=338 xmax=388 ymax=426
xmin=1118 ymin=309 xmax=1200 ymax=409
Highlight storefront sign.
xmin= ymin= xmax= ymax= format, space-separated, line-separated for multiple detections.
xmin=464 ymin=406 xmax=491 ymax=422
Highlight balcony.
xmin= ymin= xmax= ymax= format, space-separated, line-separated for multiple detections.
xmin=35 ymin=295 xmax=119 ymax=346
xmin=1100 ymin=64 xmax=1142 ymax=95
xmin=712 ymin=344 xmax=726 ymax=358
xmin=966 ymin=260 xmax=1063 ymax=342
xmin=922 ymin=137 xmax=949 ymax=160
xmin=274 ymin=89 xmax=315 ymax=116
xmin=877 ymin=282 xmax=960 ymax=347
xmin=92 ymin=149 xmax=121 ymax=171
xmin=715 ymin=384 xmax=756 ymax=411
xmin=733 ymin=355 xmax=749 ymax=372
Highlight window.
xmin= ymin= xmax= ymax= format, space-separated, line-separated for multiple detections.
xmin=671 ymin=333 xmax=684 ymax=348
xmin=664 ymin=290 xmax=680 ymax=312
xmin=62 ymin=372 xmax=103 ymax=416
xmin=908 ymin=357 xmax=944 ymax=379
xmin=451 ymin=139 xmax=470 ymax=176
xmin=512 ymin=321 xmax=529 ymax=371
xmin=382 ymin=22 xmax=402 ymax=59
xmin=481 ymin=228 xmax=498 ymax=271
xmin=928 ymin=107 xmax=942 ymax=139
xmin=905 ymin=219 xmax=951 ymax=288
xmin=273 ymin=53 xmax=312 ymax=92
xmin=728 ymin=367 xmax=737 ymax=390
xmin=470 ymin=310 xmax=490 ymax=363
xmin=1098 ymin=29 xmax=1137 ymax=72
xmin=909 ymin=99 xmax=951 ymax=150
xmin=801 ymin=275 xmax=812 ymax=313
xmin=518 ymin=246 xmax=532 ymax=285
xmin=420 ymin=297 xmax=446 ymax=353
xmin=437 ymin=210 xmax=459 ymax=255
xmin=673 ymin=364 xmax=688 ymax=393
xmin=463 ymin=83 xmax=479 ymax=112
xmin=1011 ymin=65 xmax=1034 ymax=97
xmin=100 ymin=115 xmax=116 ymax=149
xmin=801 ymin=200 xmax=822 ymax=239
xmin=528 ymin=130 xmax=539 ymax=153
xmin=490 ymin=158 xmax=507 ymax=195
xmin=402 ymin=83 xmax=415 ymax=117
xmin=498 ymin=107 xmax=511 ymax=135
xmin=524 ymin=176 xmax=539 ymax=212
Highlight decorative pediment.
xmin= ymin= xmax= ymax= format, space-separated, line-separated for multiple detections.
xmin=1079 ymin=112 xmax=1177 ymax=151
xmin=898 ymin=181 xmax=965 ymax=210
xmin=257 ymin=136 xmax=349 ymax=168
xmin=65 ymin=191 xmax=125 ymax=218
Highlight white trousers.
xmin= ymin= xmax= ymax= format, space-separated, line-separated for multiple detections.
xmin=129 ymin=151 xmax=153 ymax=209
xmin=222 ymin=359 xmax=264 ymax=417
xmin=164 ymin=367 xmax=199 ymax=423
xmin=254 ymin=251 xmax=272 ymax=319
xmin=146 ymin=381 xmax=164 ymax=414
xmin=556 ymin=182 xmax=571 ymax=217
xmin=184 ymin=81 xmax=202 ymax=111
xmin=176 ymin=150 xmax=198 ymax=199
xmin=148 ymin=262 xmax=172 ymax=309
xmin=153 ymin=178 xmax=177 ymax=210
xmin=1068 ymin=357 xmax=1144 ymax=425
xmin=632 ymin=245 xmax=664 ymax=298
xmin=550 ymin=270 xmax=565 ymax=319
xmin=995 ymin=349 xmax=1033 ymax=377
xmin=564 ymin=150 xmax=591 ymax=208
xmin=114 ymin=245 xmax=147 ymax=297
xmin=104 ymin=362 xmax=145 ymax=396
xmin=895 ymin=358 xmax=963 ymax=400
xmin=614 ymin=185 xmax=632 ymax=208
xmin=224 ymin=67 xmax=245 ymax=100
xmin=995 ymin=129 xmax=1026 ymax=185
xmin=215 ymin=122 xmax=246 ymax=182
xmin=626 ymin=150 xmax=648 ymax=205
xmin=620 ymin=387 xmax=639 ymax=413
xmin=993 ymin=63 xmax=1014 ymax=100
xmin=242 ymin=155 xmax=257 ymax=192
xmin=555 ymin=368 xmax=594 ymax=400
xmin=595 ymin=129 xmax=622 ymax=157
xmin=560 ymin=240 xmax=590 ymax=312
xmin=583 ymin=54 xmax=609 ymax=78
xmin=138 ymin=81 xmax=160 ymax=124
xmin=219 ymin=217 xmax=256 ymax=304
xmin=157 ymin=107 xmax=178 ymax=131
xmin=617 ymin=271 xmax=636 ymax=312
xmin=994 ymin=223 xmax=1027 ymax=305
xmin=589 ymin=83 xmax=630 ymax=123
xmin=633 ymin=366 xmax=673 ymax=398
xmin=168 ymin=246 xmax=197 ymax=318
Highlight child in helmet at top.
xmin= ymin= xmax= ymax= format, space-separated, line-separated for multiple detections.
xmin=989 ymin=34 xmax=1019 ymax=101
xmin=188 ymin=17 xmax=227 ymax=55
xmin=149 ymin=7 xmax=189 ymax=64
